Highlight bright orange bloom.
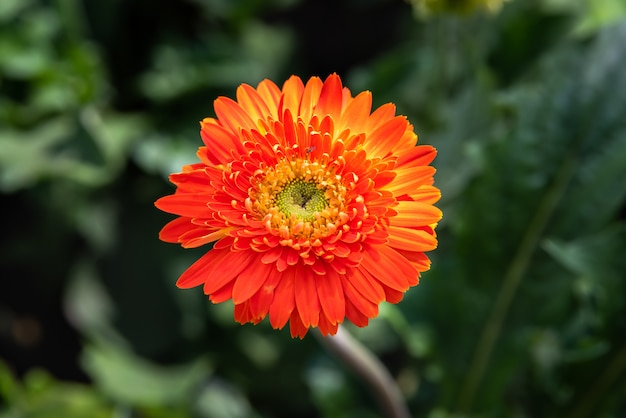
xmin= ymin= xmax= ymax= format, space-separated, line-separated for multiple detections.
xmin=155 ymin=74 xmax=441 ymax=338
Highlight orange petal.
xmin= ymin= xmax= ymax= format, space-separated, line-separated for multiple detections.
xmin=344 ymin=268 xmax=385 ymax=305
xmin=342 ymin=270 xmax=380 ymax=319
xmin=232 ymin=257 xmax=274 ymax=304
xmin=338 ymin=90 xmax=372 ymax=134
xmin=344 ymin=297 xmax=369 ymax=327
xmin=261 ymin=245 xmax=284 ymax=264
xmin=154 ymin=193 xmax=212 ymax=218
xmin=315 ymin=73 xmax=343 ymax=120
xmin=315 ymin=268 xmax=345 ymax=326
xmin=406 ymin=185 xmax=442 ymax=204
xmin=383 ymin=285 xmax=404 ymax=304
xmin=202 ymin=250 xmax=255 ymax=295
xmin=299 ymin=76 xmax=323 ymax=123
xmin=289 ymin=309 xmax=309 ymax=338
xmin=256 ymin=79 xmax=282 ymax=118
xmin=214 ymin=97 xmax=257 ymax=133
xmin=386 ymin=166 xmax=436 ymax=197
xmin=236 ymin=83 xmax=272 ymax=126
xmin=366 ymin=102 xmax=396 ymax=132
xmin=397 ymin=144 xmax=437 ymax=167
xmin=387 ymin=226 xmax=438 ymax=252
xmin=395 ymin=249 xmax=431 ymax=272
xmin=294 ymin=263 xmax=320 ymax=328
xmin=317 ymin=312 xmax=339 ymax=336
xmin=269 ymin=266 xmax=296 ymax=329
xmin=248 ymin=267 xmax=281 ymax=320
xmin=360 ymin=246 xmax=416 ymax=291
xmin=279 ymin=75 xmax=305 ymax=117
xmin=365 ymin=116 xmax=409 ymax=158
xmin=176 ymin=248 xmax=228 ymax=289
xmin=200 ymin=119 xmax=243 ymax=164
xmin=159 ymin=216 xmax=195 ymax=243
xmin=209 ymin=280 xmax=235 ymax=303
xmin=169 ymin=169 xmax=212 ymax=192
xmin=180 ymin=228 xmax=232 ymax=249
xmin=234 ymin=301 xmax=253 ymax=324
xmin=389 ymin=201 xmax=443 ymax=227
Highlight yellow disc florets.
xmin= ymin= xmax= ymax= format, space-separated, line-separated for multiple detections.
xmin=275 ymin=180 xmax=328 ymax=222
xmin=248 ymin=158 xmax=349 ymax=240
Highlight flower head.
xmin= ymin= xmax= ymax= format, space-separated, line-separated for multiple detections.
xmin=155 ymin=74 xmax=442 ymax=338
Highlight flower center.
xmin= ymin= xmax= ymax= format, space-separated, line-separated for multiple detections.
xmin=248 ymin=158 xmax=349 ymax=240
xmin=276 ymin=180 xmax=328 ymax=221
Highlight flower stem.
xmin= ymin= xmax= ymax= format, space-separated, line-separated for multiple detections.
xmin=316 ymin=326 xmax=411 ymax=418
xmin=456 ymin=154 xmax=575 ymax=413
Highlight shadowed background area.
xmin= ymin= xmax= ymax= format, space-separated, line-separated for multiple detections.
xmin=1 ymin=0 xmax=626 ymax=417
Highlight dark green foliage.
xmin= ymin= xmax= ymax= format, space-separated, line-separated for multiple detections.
xmin=1 ymin=0 xmax=626 ymax=417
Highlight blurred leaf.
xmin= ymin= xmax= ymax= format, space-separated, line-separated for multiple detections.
xmin=80 ymin=108 xmax=146 ymax=167
xmin=575 ymin=0 xmax=626 ymax=36
xmin=0 ymin=117 xmax=74 ymax=191
xmin=0 ymin=360 xmax=19 ymax=406
xmin=139 ymin=22 xmax=293 ymax=102
xmin=0 ymin=366 xmax=112 ymax=418
xmin=542 ymin=227 xmax=626 ymax=279
xmin=81 ymin=343 xmax=211 ymax=406
xmin=409 ymin=0 xmax=510 ymax=17
xmin=236 ymin=329 xmax=281 ymax=369
xmin=194 ymin=378 xmax=254 ymax=418
xmin=64 ymin=259 xmax=127 ymax=346
xmin=449 ymin=19 xmax=626 ymax=413
xmin=0 ymin=7 xmax=58 ymax=78
xmin=132 ymin=134 xmax=199 ymax=178
xmin=542 ymin=0 xmax=626 ymax=37
xmin=0 ymin=0 xmax=32 ymax=23
xmin=0 ymin=109 xmax=144 ymax=191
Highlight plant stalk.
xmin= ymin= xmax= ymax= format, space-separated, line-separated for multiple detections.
xmin=317 ymin=326 xmax=411 ymax=418
xmin=456 ymin=154 xmax=575 ymax=413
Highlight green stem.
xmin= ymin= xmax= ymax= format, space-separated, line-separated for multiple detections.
xmin=456 ymin=154 xmax=575 ymax=413
xmin=316 ymin=326 xmax=411 ymax=418
xmin=566 ymin=343 xmax=626 ymax=418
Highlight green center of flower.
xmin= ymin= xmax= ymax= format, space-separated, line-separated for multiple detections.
xmin=275 ymin=180 xmax=328 ymax=222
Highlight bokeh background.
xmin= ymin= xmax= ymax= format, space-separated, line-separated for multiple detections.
xmin=2 ymin=0 xmax=626 ymax=416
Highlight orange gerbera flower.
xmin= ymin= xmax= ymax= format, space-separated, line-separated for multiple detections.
xmin=155 ymin=74 xmax=441 ymax=338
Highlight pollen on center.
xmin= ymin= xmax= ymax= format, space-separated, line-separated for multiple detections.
xmin=276 ymin=180 xmax=328 ymax=222
xmin=247 ymin=157 xmax=349 ymax=241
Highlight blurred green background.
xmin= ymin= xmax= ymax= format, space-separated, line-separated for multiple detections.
xmin=1 ymin=0 xmax=626 ymax=416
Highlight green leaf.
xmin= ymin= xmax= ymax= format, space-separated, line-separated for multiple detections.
xmin=0 ymin=367 xmax=112 ymax=418
xmin=81 ymin=343 xmax=212 ymax=406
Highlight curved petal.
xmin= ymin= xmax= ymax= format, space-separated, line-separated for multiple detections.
xmin=202 ymin=250 xmax=256 ymax=295
xmin=269 ymin=266 xmax=296 ymax=329
xmin=360 ymin=246 xmax=416 ymax=291
xmin=214 ymin=97 xmax=257 ymax=133
xmin=256 ymin=78 xmax=282 ymax=118
xmin=387 ymin=226 xmax=438 ymax=252
xmin=231 ymin=256 xmax=273 ymax=304
xmin=315 ymin=268 xmax=345 ymax=326
xmin=236 ymin=83 xmax=272 ymax=126
xmin=176 ymin=249 xmax=228 ymax=289
xmin=338 ymin=90 xmax=372 ymax=134
xmin=159 ymin=216 xmax=195 ymax=244
xmin=315 ymin=73 xmax=343 ymax=120
xmin=364 ymin=116 xmax=409 ymax=158
xmin=389 ymin=201 xmax=443 ymax=227
xmin=299 ymin=76 xmax=323 ymax=123
xmin=289 ymin=309 xmax=309 ymax=338
xmin=294 ymin=263 xmax=320 ymax=328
